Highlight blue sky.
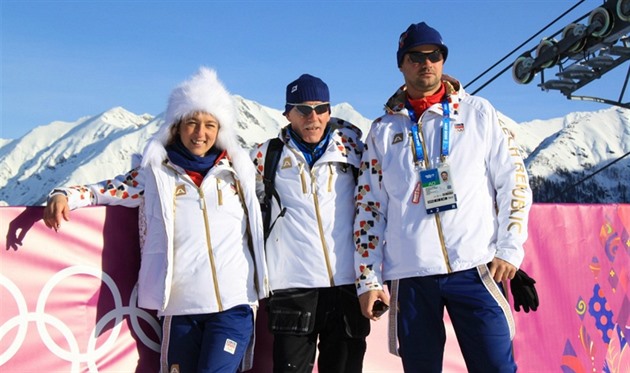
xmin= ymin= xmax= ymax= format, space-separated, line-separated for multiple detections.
xmin=2 ymin=0 xmax=627 ymax=139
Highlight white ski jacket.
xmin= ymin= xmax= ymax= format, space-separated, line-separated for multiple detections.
xmin=251 ymin=118 xmax=364 ymax=291
xmin=354 ymin=76 xmax=532 ymax=294
xmin=58 ymin=152 xmax=270 ymax=315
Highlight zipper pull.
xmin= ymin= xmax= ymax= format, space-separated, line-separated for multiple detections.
xmin=298 ymin=163 xmax=308 ymax=194
xmin=198 ymin=188 xmax=206 ymax=210
xmin=216 ymin=179 xmax=223 ymax=206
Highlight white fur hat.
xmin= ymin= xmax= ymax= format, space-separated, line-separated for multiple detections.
xmin=163 ymin=67 xmax=235 ymax=136
xmin=141 ymin=67 xmax=254 ymax=184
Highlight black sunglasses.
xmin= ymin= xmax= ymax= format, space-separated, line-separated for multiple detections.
xmin=289 ymin=102 xmax=330 ymax=116
xmin=407 ymin=49 xmax=443 ymax=64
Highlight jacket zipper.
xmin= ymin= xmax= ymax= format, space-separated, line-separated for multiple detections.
xmin=198 ymin=183 xmax=224 ymax=311
xmin=413 ymin=121 xmax=453 ymax=273
xmin=298 ymin=163 xmax=308 ymax=194
xmin=327 ymin=164 xmax=333 ymax=192
xmin=310 ymin=167 xmax=335 ymax=286
xmin=216 ymin=179 xmax=223 ymax=206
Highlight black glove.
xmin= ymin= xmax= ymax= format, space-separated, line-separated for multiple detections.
xmin=510 ymin=269 xmax=539 ymax=313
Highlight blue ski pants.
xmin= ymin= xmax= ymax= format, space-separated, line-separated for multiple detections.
xmin=160 ymin=305 xmax=254 ymax=373
xmin=396 ymin=266 xmax=516 ymax=373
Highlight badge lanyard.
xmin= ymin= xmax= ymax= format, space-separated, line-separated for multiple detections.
xmin=408 ymin=99 xmax=451 ymax=168
xmin=407 ymin=99 xmax=458 ymax=212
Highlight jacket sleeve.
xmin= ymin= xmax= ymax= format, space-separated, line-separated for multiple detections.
xmin=484 ymin=106 xmax=532 ymax=268
xmin=354 ymin=124 xmax=389 ymax=295
xmin=52 ymin=167 xmax=146 ymax=210
xmin=249 ymin=143 xmax=267 ymax=202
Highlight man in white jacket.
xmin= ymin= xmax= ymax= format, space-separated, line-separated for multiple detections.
xmin=251 ymin=74 xmax=368 ymax=373
xmin=353 ymin=22 xmax=532 ymax=372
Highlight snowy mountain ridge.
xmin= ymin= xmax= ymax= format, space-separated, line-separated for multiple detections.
xmin=1 ymin=98 xmax=628 ymax=206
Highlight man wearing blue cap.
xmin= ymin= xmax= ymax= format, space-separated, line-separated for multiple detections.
xmin=251 ymin=74 xmax=368 ymax=372
xmin=353 ymin=22 xmax=533 ymax=372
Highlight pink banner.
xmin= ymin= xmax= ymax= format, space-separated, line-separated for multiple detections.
xmin=1 ymin=206 xmax=160 ymax=372
xmin=1 ymin=204 xmax=628 ymax=372
xmin=513 ymin=204 xmax=629 ymax=372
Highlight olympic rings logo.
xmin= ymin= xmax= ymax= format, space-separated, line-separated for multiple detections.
xmin=0 ymin=265 xmax=160 ymax=372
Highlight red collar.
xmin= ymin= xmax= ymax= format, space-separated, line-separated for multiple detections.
xmin=407 ymin=83 xmax=446 ymax=116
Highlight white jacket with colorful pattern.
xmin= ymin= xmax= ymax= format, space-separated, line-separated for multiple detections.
xmin=58 ymin=151 xmax=270 ymax=315
xmin=354 ymin=76 xmax=532 ymax=294
xmin=251 ymin=118 xmax=364 ymax=291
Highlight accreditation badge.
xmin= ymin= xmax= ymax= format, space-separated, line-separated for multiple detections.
xmin=419 ymin=165 xmax=457 ymax=214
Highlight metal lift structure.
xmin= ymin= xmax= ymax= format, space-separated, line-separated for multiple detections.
xmin=511 ymin=0 xmax=630 ymax=108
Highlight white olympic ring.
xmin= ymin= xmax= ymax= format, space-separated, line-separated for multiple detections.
xmin=0 ymin=273 xmax=29 ymax=366
xmin=0 ymin=265 xmax=160 ymax=372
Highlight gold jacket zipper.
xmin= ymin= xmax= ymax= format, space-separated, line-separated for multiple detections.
xmin=411 ymin=122 xmax=453 ymax=273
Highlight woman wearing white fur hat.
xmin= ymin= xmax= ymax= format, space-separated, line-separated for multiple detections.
xmin=43 ymin=67 xmax=270 ymax=373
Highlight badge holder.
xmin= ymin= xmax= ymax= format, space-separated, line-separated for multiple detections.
xmin=420 ymin=165 xmax=457 ymax=214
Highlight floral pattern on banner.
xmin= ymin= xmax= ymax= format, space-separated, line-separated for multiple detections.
xmin=561 ymin=213 xmax=629 ymax=373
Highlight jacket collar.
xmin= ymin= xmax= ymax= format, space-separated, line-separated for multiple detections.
xmin=384 ymin=74 xmax=463 ymax=116
xmin=279 ymin=118 xmax=362 ymax=166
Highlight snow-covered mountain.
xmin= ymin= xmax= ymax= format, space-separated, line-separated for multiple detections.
xmin=502 ymin=107 xmax=630 ymax=203
xmin=0 ymin=98 xmax=628 ymax=206
xmin=0 ymin=97 xmax=371 ymax=206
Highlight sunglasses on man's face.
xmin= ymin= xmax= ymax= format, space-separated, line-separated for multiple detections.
xmin=289 ymin=103 xmax=330 ymax=116
xmin=407 ymin=49 xmax=443 ymax=64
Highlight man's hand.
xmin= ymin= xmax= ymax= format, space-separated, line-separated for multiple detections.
xmin=358 ymin=290 xmax=390 ymax=321
xmin=43 ymin=194 xmax=70 ymax=231
xmin=488 ymin=257 xmax=517 ymax=283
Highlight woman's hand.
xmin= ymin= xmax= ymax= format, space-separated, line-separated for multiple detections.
xmin=43 ymin=194 xmax=70 ymax=231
